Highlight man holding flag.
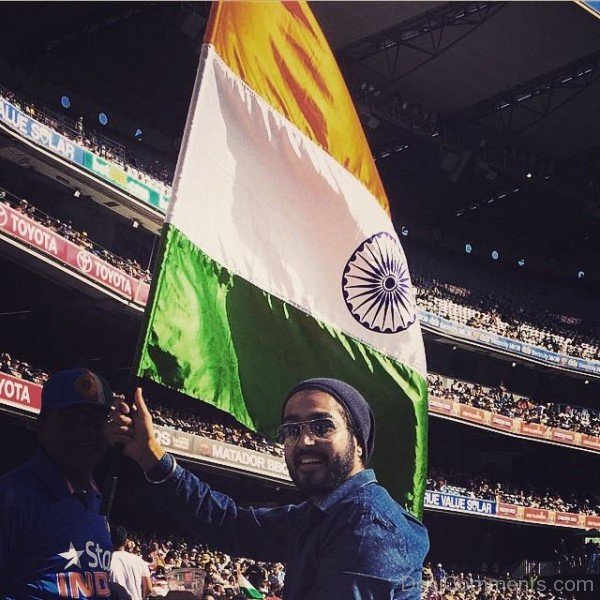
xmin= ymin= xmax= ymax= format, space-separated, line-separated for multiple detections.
xmin=109 ymin=379 xmax=428 ymax=599
xmin=113 ymin=1 xmax=431 ymax=597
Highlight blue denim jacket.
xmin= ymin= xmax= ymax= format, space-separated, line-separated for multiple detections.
xmin=148 ymin=453 xmax=429 ymax=599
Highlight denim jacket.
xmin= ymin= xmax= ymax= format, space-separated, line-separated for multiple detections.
xmin=148 ymin=453 xmax=429 ymax=599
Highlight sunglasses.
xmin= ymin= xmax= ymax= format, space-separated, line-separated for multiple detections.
xmin=277 ymin=417 xmax=337 ymax=446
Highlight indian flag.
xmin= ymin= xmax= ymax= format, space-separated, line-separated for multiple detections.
xmin=136 ymin=1 xmax=428 ymax=517
xmin=237 ymin=572 xmax=264 ymax=599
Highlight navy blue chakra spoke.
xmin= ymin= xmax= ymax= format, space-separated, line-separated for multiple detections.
xmin=342 ymin=232 xmax=416 ymax=334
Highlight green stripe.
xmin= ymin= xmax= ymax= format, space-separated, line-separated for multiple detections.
xmin=241 ymin=587 xmax=264 ymax=599
xmin=138 ymin=225 xmax=428 ymax=517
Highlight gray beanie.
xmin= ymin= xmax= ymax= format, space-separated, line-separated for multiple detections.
xmin=284 ymin=377 xmax=375 ymax=463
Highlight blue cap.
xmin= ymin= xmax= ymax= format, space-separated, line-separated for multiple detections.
xmin=41 ymin=368 xmax=112 ymax=412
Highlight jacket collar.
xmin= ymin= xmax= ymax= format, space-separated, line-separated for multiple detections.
xmin=317 ymin=468 xmax=376 ymax=514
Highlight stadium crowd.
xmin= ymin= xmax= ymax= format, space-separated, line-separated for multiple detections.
xmin=3 ymin=87 xmax=600 ymax=367
xmin=415 ymin=277 xmax=600 ymax=362
xmin=1 ymin=351 xmax=598 ymax=599
xmin=2 ymin=350 xmax=598 ymax=459
xmin=427 ymin=468 xmax=600 ymax=515
xmin=0 ymin=353 xmax=48 ymax=385
xmin=147 ymin=401 xmax=285 ymax=458
xmin=113 ymin=530 xmax=285 ymax=599
xmin=114 ymin=531 xmax=591 ymax=599
xmin=427 ymin=374 xmax=600 ymax=438
xmin=1 ymin=189 xmax=152 ymax=283
xmin=0 ymin=87 xmax=173 ymax=191
xmin=0 ymin=351 xmax=284 ymax=457
xmin=421 ymin=563 xmax=578 ymax=600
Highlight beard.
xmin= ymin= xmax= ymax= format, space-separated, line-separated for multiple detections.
xmin=287 ymin=436 xmax=357 ymax=500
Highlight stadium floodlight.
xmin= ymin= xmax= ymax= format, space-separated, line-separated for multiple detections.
xmin=465 ymin=243 xmax=472 ymax=254
xmin=491 ymin=250 xmax=499 ymax=260
xmin=400 ymin=226 xmax=409 ymax=237
xmin=511 ymin=362 xmax=516 ymax=367
xmin=98 ymin=112 xmax=108 ymax=126
xmin=60 ymin=95 xmax=71 ymax=109
xmin=132 ymin=219 xmax=140 ymax=229
xmin=135 ymin=128 xmax=143 ymax=141
xmin=73 ymin=189 xmax=81 ymax=198
xmin=526 ymin=172 xmax=532 ymax=179
xmin=585 ymin=380 xmax=590 ymax=385
xmin=518 ymin=258 xmax=525 ymax=266
xmin=578 ymin=270 xmax=585 ymax=279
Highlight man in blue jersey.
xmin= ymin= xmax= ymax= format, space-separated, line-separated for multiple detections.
xmin=0 ymin=368 xmax=114 ymax=600
xmin=110 ymin=378 xmax=429 ymax=599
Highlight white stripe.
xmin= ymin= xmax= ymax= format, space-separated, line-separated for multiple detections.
xmin=169 ymin=45 xmax=426 ymax=376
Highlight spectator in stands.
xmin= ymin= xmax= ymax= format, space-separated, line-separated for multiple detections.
xmin=0 ymin=352 xmax=49 ymax=384
xmin=422 ymin=562 xmax=434 ymax=593
xmin=16 ymin=198 xmax=34 ymax=218
xmin=0 ymin=368 xmax=114 ymax=598
xmin=0 ymin=187 xmax=153 ymax=284
xmin=109 ymin=379 xmax=429 ymax=599
xmin=426 ymin=467 xmax=600 ymax=515
xmin=109 ymin=525 xmax=153 ymax=600
xmin=427 ymin=373 xmax=600 ymax=438
xmin=0 ymin=88 xmax=174 ymax=189
xmin=119 ymin=531 xmax=285 ymax=598
xmin=433 ymin=562 xmax=446 ymax=585
xmin=148 ymin=540 xmax=166 ymax=573
xmin=268 ymin=562 xmax=285 ymax=591
xmin=415 ymin=276 xmax=600 ymax=362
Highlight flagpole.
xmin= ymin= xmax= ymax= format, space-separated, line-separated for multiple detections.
xmin=100 ymin=229 xmax=169 ymax=517
xmin=100 ymin=0 xmax=220 ymax=518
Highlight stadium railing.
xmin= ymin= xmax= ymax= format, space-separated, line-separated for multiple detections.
xmin=417 ymin=285 xmax=600 ymax=378
xmin=428 ymin=373 xmax=600 ymax=453
xmin=1 ymin=367 xmax=597 ymax=530
xmin=2 ymin=86 xmax=598 ymax=376
xmin=0 ymin=86 xmax=171 ymax=214
xmin=0 ymin=191 xmax=150 ymax=308
xmin=2 ymin=202 xmax=598 ymax=376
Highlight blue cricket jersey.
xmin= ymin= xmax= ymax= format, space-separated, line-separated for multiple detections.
xmin=0 ymin=448 xmax=113 ymax=599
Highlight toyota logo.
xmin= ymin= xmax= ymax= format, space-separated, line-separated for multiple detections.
xmin=76 ymin=250 xmax=94 ymax=273
xmin=0 ymin=205 xmax=8 ymax=228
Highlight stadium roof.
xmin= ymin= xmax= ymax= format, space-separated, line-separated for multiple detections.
xmin=0 ymin=1 xmax=598 ymax=287
xmin=322 ymin=1 xmax=600 ymax=157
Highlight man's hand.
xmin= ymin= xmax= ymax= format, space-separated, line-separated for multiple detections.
xmin=107 ymin=387 xmax=165 ymax=472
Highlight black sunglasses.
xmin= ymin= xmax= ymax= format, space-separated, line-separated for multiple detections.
xmin=277 ymin=417 xmax=337 ymax=446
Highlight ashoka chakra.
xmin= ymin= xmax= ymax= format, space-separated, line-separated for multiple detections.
xmin=342 ymin=232 xmax=416 ymax=334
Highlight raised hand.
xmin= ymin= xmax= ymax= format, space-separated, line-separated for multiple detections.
xmin=106 ymin=387 xmax=165 ymax=472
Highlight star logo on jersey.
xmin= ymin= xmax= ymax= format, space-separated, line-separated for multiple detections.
xmin=58 ymin=542 xmax=84 ymax=569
